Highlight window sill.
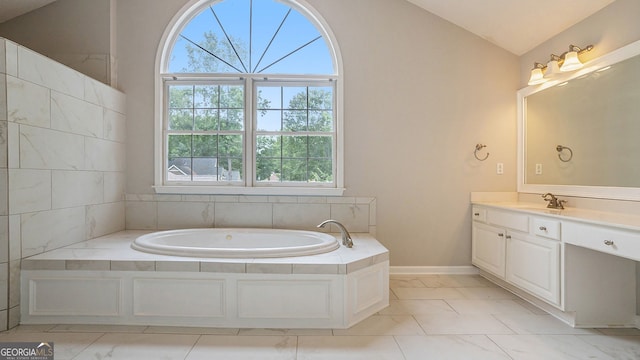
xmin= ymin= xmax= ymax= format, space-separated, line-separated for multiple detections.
xmin=153 ymin=185 xmax=346 ymax=196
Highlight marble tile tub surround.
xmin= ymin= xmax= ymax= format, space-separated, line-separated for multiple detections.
xmin=22 ymin=230 xmax=388 ymax=275
xmin=0 ymin=38 xmax=126 ymax=330
xmin=3 ymin=274 xmax=639 ymax=359
xmin=21 ymin=231 xmax=389 ymax=329
xmin=125 ymin=194 xmax=377 ymax=235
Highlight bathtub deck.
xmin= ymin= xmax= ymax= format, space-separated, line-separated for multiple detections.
xmin=20 ymin=231 xmax=390 ymax=329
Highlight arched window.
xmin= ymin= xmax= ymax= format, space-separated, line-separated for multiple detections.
xmin=155 ymin=0 xmax=343 ymax=195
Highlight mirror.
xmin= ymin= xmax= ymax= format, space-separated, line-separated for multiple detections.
xmin=518 ymin=39 xmax=640 ymax=201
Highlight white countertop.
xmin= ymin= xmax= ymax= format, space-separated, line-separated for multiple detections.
xmin=472 ymin=201 xmax=640 ymax=232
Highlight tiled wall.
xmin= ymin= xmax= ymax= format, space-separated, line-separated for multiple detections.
xmin=0 ymin=38 xmax=126 ymax=330
xmin=125 ymin=195 xmax=377 ymax=235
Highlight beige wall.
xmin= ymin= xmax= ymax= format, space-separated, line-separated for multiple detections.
xmin=0 ymin=0 xmax=114 ymax=85
xmin=117 ymin=0 xmax=519 ymax=266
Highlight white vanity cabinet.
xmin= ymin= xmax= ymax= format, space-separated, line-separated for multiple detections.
xmin=472 ymin=202 xmax=640 ymax=328
xmin=471 ymin=222 xmax=507 ymax=278
xmin=506 ymin=224 xmax=560 ymax=306
xmin=472 ymin=206 xmax=561 ymax=306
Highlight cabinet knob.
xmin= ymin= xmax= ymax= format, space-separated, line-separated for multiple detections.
xmin=498 ymin=233 xmax=504 ymax=237
xmin=474 ymin=213 xmax=480 ymax=216
xmin=506 ymin=235 xmax=512 ymax=239
xmin=539 ymin=226 xmax=547 ymax=231
xmin=604 ymin=239 xmax=614 ymax=246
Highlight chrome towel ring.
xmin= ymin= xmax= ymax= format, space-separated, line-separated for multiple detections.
xmin=556 ymin=145 xmax=573 ymax=162
xmin=474 ymin=144 xmax=489 ymax=161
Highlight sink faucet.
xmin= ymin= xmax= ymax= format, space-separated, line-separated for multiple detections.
xmin=317 ymin=220 xmax=353 ymax=248
xmin=541 ymin=193 xmax=566 ymax=209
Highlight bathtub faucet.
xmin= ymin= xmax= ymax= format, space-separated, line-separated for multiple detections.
xmin=317 ymin=220 xmax=353 ymax=248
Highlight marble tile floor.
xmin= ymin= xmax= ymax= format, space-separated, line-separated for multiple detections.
xmin=1 ymin=274 xmax=639 ymax=359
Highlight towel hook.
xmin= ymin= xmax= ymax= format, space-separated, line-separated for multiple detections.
xmin=556 ymin=145 xmax=573 ymax=162
xmin=474 ymin=144 xmax=489 ymax=161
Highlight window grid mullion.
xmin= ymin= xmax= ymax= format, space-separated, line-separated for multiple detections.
xmin=165 ymin=77 xmax=336 ymax=187
xmin=280 ymin=86 xmax=284 ymax=179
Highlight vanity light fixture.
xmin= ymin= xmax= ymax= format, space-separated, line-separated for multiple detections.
xmin=544 ymin=55 xmax=562 ymax=78
xmin=527 ymin=44 xmax=594 ymax=85
xmin=560 ymin=45 xmax=593 ymax=71
xmin=527 ymin=63 xmax=547 ymax=85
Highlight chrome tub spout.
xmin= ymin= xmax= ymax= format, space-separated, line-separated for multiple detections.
xmin=317 ymin=220 xmax=353 ymax=248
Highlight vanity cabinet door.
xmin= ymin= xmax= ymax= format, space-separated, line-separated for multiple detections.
xmin=472 ymin=223 xmax=506 ymax=279
xmin=506 ymin=233 xmax=561 ymax=306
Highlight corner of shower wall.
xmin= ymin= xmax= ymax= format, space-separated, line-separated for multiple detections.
xmin=0 ymin=38 xmax=127 ymax=331
xmin=0 ymin=38 xmax=10 ymax=332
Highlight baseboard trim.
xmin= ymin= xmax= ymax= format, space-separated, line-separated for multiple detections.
xmin=389 ymin=266 xmax=479 ymax=275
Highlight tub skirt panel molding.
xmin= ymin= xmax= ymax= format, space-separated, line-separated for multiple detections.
xmin=21 ymin=262 xmax=389 ymax=329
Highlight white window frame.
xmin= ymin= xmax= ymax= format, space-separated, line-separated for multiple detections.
xmin=154 ymin=0 xmax=344 ymax=196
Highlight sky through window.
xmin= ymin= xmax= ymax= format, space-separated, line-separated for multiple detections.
xmin=169 ymin=0 xmax=334 ymax=74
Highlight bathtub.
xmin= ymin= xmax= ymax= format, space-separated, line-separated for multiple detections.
xmin=132 ymin=228 xmax=341 ymax=258
xmin=21 ymin=230 xmax=389 ymax=329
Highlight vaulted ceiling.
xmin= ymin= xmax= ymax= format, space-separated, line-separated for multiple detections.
xmin=406 ymin=0 xmax=616 ymax=55
xmin=0 ymin=0 xmax=617 ymax=55
xmin=0 ymin=0 xmax=57 ymax=24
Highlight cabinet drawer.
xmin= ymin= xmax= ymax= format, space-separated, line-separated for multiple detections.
xmin=472 ymin=207 xmax=487 ymax=222
xmin=487 ymin=209 xmax=528 ymax=232
xmin=563 ymin=222 xmax=640 ymax=262
xmin=533 ymin=218 xmax=561 ymax=240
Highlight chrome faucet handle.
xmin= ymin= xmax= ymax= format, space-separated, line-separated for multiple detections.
xmin=541 ymin=193 xmax=556 ymax=201
xmin=541 ymin=193 xmax=555 ymax=207
xmin=557 ymin=200 xmax=567 ymax=210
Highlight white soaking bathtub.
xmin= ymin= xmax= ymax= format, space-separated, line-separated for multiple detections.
xmin=21 ymin=230 xmax=389 ymax=329
xmin=131 ymin=228 xmax=340 ymax=258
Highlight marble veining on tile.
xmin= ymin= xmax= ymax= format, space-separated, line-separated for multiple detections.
xmin=17 ymin=46 xmax=85 ymax=99
xmin=19 ymin=125 xmax=85 ymax=170
xmin=8 ymin=169 xmax=52 ymax=214
xmin=6 ymin=76 xmax=50 ymax=127
xmin=20 ymin=207 xmax=85 ymax=257
xmin=51 ymin=90 xmax=103 ymax=138
xmin=83 ymin=77 xmax=126 ymax=113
